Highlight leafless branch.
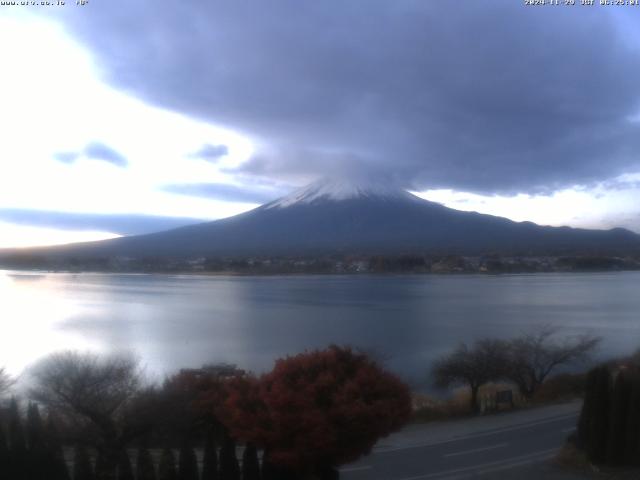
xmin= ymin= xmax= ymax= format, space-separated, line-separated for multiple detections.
xmin=0 ymin=367 xmax=15 ymax=396
xmin=29 ymin=350 xmax=144 ymax=461
xmin=505 ymin=326 xmax=601 ymax=398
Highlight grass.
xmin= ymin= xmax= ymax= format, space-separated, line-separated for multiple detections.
xmin=411 ymin=374 xmax=586 ymax=424
xmin=554 ymin=444 xmax=640 ymax=479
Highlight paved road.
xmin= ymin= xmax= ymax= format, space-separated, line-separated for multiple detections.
xmin=341 ymin=403 xmax=581 ymax=480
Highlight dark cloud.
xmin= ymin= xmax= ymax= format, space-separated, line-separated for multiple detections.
xmin=0 ymin=209 xmax=206 ymax=235
xmin=188 ymin=144 xmax=229 ymax=162
xmin=50 ymin=1 xmax=640 ymax=194
xmin=83 ymin=142 xmax=128 ymax=167
xmin=163 ymin=183 xmax=282 ymax=204
xmin=53 ymin=142 xmax=128 ymax=168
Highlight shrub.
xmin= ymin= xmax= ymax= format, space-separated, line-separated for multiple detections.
xmin=136 ymin=447 xmax=156 ymax=480
xmin=577 ymin=364 xmax=640 ymax=466
xmin=219 ymin=433 xmax=239 ymax=480
xmin=533 ymin=373 xmax=586 ymax=403
xmin=201 ymin=434 xmax=218 ymax=480
xmin=117 ymin=451 xmax=135 ymax=480
xmin=241 ymin=443 xmax=260 ymax=480
xmin=158 ymin=448 xmax=178 ymax=480
xmin=178 ymin=444 xmax=199 ymax=480
xmin=223 ymin=346 xmax=411 ymax=477
xmin=74 ymin=445 xmax=95 ymax=480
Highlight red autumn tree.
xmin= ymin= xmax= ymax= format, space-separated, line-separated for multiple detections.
xmin=222 ymin=346 xmax=412 ymax=477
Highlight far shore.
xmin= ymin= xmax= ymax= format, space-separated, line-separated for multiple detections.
xmin=2 ymin=249 xmax=640 ymax=277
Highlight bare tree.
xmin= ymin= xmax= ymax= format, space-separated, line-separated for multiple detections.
xmin=0 ymin=367 xmax=14 ymax=396
xmin=505 ymin=326 xmax=600 ymax=399
xmin=29 ymin=351 xmax=143 ymax=480
xmin=432 ymin=339 xmax=508 ymax=412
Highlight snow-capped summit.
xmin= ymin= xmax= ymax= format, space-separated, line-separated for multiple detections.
xmin=265 ymin=176 xmax=417 ymax=209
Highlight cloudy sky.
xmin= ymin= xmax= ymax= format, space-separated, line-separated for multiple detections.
xmin=1 ymin=1 xmax=640 ymax=248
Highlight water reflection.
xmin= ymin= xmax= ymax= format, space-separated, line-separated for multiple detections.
xmin=1 ymin=270 xmax=639 ymax=389
xmin=0 ymin=271 xmax=99 ymax=375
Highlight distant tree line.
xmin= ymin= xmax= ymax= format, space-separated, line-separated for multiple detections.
xmin=2 ymin=252 xmax=639 ymax=275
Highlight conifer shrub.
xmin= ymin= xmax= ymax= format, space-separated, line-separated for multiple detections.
xmin=241 ymin=443 xmax=260 ymax=480
xmin=201 ymin=434 xmax=219 ymax=480
xmin=136 ymin=447 xmax=157 ymax=480
xmin=158 ymin=448 xmax=178 ymax=480
xmin=9 ymin=399 xmax=27 ymax=480
xmin=178 ymin=443 xmax=199 ymax=480
xmin=624 ymin=372 xmax=640 ymax=465
xmin=117 ymin=451 xmax=135 ymax=480
xmin=219 ymin=433 xmax=239 ymax=480
xmin=44 ymin=415 xmax=71 ymax=480
xmin=26 ymin=403 xmax=47 ymax=480
xmin=74 ymin=445 xmax=95 ymax=480
xmin=606 ymin=372 xmax=631 ymax=465
xmin=577 ymin=363 xmax=640 ymax=466
xmin=0 ymin=425 xmax=9 ymax=479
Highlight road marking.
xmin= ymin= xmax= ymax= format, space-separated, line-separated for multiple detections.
xmin=393 ymin=448 xmax=558 ymax=480
xmin=561 ymin=427 xmax=576 ymax=433
xmin=339 ymin=465 xmax=372 ymax=473
xmin=443 ymin=442 xmax=508 ymax=458
xmin=376 ymin=413 xmax=578 ymax=453
xmin=474 ymin=450 xmax=557 ymax=477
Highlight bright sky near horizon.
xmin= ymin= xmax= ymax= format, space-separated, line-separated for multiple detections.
xmin=0 ymin=14 xmax=258 ymax=247
xmin=1 ymin=4 xmax=640 ymax=248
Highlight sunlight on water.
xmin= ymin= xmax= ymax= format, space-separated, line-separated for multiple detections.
xmin=0 ymin=271 xmax=99 ymax=376
xmin=0 ymin=270 xmax=639 ymax=390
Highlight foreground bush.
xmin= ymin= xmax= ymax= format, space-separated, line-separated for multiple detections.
xmin=222 ymin=345 xmax=412 ymax=479
xmin=533 ymin=373 xmax=586 ymax=403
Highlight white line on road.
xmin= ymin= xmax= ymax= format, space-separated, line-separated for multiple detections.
xmin=393 ymin=448 xmax=558 ymax=480
xmin=339 ymin=465 xmax=372 ymax=473
xmin=474 ymin=451 xmax=557 ymax=478
xmin=443 ymin=442 xmax=508 ymax=458
xmin=376 ymin=413 xmax=578 ymax=453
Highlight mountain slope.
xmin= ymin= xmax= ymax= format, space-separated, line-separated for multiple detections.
xmin=6 ymin=178 xmax=640 ymax=259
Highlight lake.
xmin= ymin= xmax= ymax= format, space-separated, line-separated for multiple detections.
xmin=1 ymin=270 xmax=639 ymax=389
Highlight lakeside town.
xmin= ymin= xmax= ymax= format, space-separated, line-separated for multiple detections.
xmin=2 ymin=253 xmax=639 ymax=275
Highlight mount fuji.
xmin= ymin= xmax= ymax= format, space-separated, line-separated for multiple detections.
xmin=7 ymin=178 xmax=640 ymax=259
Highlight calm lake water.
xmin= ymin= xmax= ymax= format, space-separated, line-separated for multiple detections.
xmin=1 ymin=270 xmax=639 ymax=389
